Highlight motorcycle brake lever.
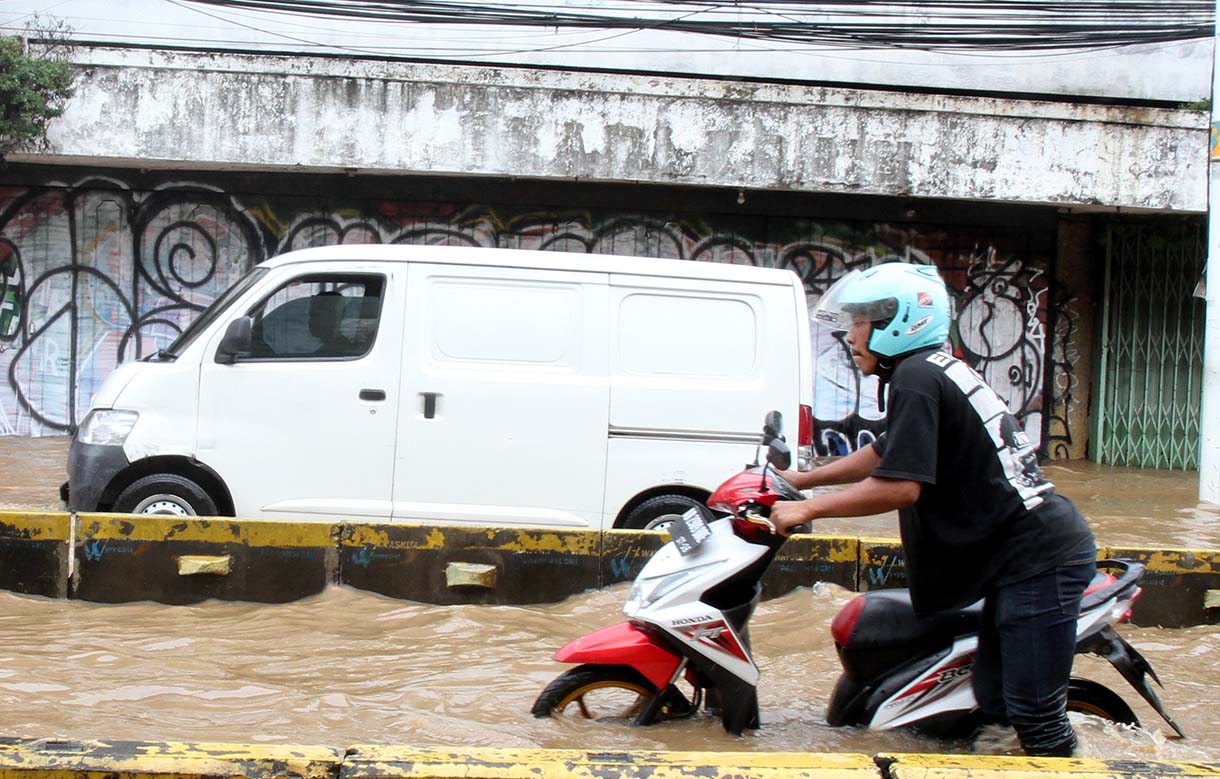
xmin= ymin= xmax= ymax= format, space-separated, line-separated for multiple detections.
xmin=742 ymin=509 xmax=779 ymax=535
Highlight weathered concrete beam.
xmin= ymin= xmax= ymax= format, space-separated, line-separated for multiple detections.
xmin=21 ymin=45 xmax=1208 ymax=213
xmin=3 ymin=511 xmax=1216 ymax=626
xmin=1 ymin=740 xmax=1217 ymax=779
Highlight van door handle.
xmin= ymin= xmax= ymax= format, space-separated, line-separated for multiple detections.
xmin=359 ymin=389 xmax=387 ymax=401
xmin=422 ymin=392 xmax=438 ymax=419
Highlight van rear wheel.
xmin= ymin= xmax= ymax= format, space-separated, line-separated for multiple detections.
xmin=621 ymin=494 xmax=705 ymax=531
xmin=113 ymin=474 xmax=219 ymax=517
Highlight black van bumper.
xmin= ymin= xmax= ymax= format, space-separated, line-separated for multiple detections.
xmin=65 ymin=438 xmax=130 ymax=512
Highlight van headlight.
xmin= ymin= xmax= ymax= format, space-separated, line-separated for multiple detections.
xmin=78 ymin=410 xmax=139 ymax=446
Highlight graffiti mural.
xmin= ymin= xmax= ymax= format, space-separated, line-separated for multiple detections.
xmin=0 ymin=174 xmax=1065 ymax=458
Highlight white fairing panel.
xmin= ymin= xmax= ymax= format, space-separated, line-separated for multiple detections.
xmin=870 ymin=635 xmax=979 ymax=729
xmin=624 ymin=519 xmax=768 ymax=685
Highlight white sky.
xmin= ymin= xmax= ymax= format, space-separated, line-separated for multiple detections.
xmin=0 ymin=0 xmax=1213 ymax=101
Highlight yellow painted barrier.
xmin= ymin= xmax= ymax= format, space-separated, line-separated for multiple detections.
xmin=0 ymin=738 xmax=339 ymax=779
xmin=0 ymin=510 xmax=1217 ymax=626
xmin=883 ymin=752 xmax=1220 ymax=778
xmin=342 ymin=746 xmax=880 ymax=779
xmin=339 ymin=523 xmax=602 ymax=604
xmin=0 ymin=741 xmax=1216 ymax=779
xmin=1102 ymin=545 xmax=1220 ymax=628
xmin=73 ymin=513 xmax=341 ymax=604
xmin=0 ymin=511 xmax=69 ymax=598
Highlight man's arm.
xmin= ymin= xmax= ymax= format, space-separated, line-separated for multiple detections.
xmin=770 ymin=475 xmax=920 ymax=534
xmin=782 ymin=443 xmax=882 ymax=489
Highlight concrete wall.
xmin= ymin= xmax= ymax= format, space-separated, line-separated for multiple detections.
xmin=16 ymin=45 xmax=1209 ymax=214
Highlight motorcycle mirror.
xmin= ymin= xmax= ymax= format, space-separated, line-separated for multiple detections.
xmin=763 ymin=410 xmax=784 ymax=443
xmin=767 ymin=438 xmax=792 ymax=471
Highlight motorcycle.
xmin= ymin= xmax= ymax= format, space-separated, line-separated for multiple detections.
xmin=532 ymin=412 xmax=1183 ymax=740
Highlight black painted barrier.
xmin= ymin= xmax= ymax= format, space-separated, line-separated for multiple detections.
xmin=0 ymin=511 xmax=1216 ymax=626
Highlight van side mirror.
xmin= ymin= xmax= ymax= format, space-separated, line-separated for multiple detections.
xmin=216 ymin=317 xmax=253 ymax=365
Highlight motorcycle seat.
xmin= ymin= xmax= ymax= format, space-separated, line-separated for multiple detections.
xmin=841 ymin=590 xmax=982 ymax=650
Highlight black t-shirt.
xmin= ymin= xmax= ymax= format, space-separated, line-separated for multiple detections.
xmin=871 ymin=348 xmax=1095 ymax=615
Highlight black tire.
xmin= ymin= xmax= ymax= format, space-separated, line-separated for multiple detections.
xmin=532 ymin=664 xmax=659 ymax=721
xmin=621 ymin=494 xmax=706 ymax=531
xmin=113 ymin=474 xmax=219 ymax=517
xmin=1066 ymin=678 xmax=1140 ymax=728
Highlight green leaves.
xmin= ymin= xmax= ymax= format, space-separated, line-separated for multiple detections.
xmin=0 ymin=36 xmax=75 ymax=160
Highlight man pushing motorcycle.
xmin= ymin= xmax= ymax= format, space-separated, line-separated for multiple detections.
xmin=771 ymin=262 xmax=1097 ymax=757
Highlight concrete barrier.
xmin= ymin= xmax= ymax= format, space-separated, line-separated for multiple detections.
xmin=0 ymin=510 xmax=1217 ymax=625
xmin=1102 ymin=545 xmax=1220 ymax=628
xmin=339 ymin=523 xmax=602 ymax=604
xmin=0 ymin=511 xmax=69 ymax=598
xmin=72 ymin=514 xmax=340 ymax=604
xmin=0 ymin=740 xmax=1215 ymax=779
xmin=881 ymin=752 xmax=1220 ymax=778
xmin=859 ymin=536 xmax=909 ymax=592
xmin=343 ymin=746 xmax=880 ymax=779
xmin=0 ymin=737 xmax=340 ymax=779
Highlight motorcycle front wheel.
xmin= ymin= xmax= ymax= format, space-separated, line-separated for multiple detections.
xmin=1066 ymin=678 xmax=1139 ymax=727
xmin=532 ymin=664 xmax=660 ymax=721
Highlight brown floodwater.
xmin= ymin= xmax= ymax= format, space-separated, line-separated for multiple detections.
xmin=0 ymin=435 xmax=1218 ymax=761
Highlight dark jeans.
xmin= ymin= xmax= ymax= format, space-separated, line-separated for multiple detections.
xmin=972 ymin=547 xmax=1097 ymax=757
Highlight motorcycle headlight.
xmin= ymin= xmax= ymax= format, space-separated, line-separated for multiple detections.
xmin=78 ymin=410 xmax=139 ymax=446
xmin=624 ymin=560 xmax=722 ymax=613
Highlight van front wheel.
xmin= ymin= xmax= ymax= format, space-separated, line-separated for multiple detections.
xmin=113 ymin=474 xmax=218 ymax=517
xmin=621 ymin=494 xmax=705 ymax=531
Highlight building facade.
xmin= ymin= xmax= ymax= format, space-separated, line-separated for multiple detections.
xmin=0 ymin=44 xmax=1209 ymax=466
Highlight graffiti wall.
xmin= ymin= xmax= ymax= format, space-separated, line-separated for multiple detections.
xmin=0 ymin=174 xmax=1063 ymax=455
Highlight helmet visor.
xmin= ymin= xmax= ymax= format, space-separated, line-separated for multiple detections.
xmin=810 ymin=270 xmax=898 ymax=332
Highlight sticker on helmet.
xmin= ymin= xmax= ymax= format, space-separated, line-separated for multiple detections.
xmin=917 ymin=292 xmax=934 ymax=307
xmin=906 ymin=315 xmax=932 ymax=335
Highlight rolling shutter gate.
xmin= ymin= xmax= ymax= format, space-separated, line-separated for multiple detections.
xmin=1092 ymin=221 xmax=1206 ymax=469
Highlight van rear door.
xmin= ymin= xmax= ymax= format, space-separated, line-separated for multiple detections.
xmin=602 ymin=275 xmax=801 ymax=521
xmin=392 ymin=263 xmax=610 ymax=527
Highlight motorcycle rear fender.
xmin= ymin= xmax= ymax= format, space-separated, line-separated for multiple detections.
xmin=553 ymin=622 xmax=683 ymax=690
xmin=1084 ymin=625 xmax=1184 ymax=738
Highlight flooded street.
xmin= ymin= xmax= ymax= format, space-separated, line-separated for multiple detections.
xmin=1 ymin=435 xmax=1218 ymax=760
xmin=1 ymin=586 xmax=1217 ymax=762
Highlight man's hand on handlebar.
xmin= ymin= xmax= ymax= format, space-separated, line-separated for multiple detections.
xmin=769 ymin=500 xmax=817 ymax=536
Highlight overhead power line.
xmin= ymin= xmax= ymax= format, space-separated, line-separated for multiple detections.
xmin=181 ymin=0 xmax=1215 ymax=51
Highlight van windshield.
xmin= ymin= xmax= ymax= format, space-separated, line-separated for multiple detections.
xmin=163 ymin=267 xmax=269 ymax=358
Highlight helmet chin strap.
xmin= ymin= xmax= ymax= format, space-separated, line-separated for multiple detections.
xmin=874 ymin=357 xmax=896 ymax=413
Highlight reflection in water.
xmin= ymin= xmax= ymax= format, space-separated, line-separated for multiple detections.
xmin=0 ymin=436 xmax=1217 ymax=760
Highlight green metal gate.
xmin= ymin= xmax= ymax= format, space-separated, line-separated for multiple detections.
xmin=1092 ymin=220 xmax=1206 ymax=469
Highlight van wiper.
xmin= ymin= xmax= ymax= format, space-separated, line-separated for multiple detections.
xmin=142 ymin=349 xmax=177 ymax=362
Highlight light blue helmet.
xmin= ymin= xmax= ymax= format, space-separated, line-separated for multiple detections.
xmin=812 ymin=263 xmax=952 ymax=360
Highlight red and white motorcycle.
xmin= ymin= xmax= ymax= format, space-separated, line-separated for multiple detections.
xmin=532 ymin=412 xmax=1183 ymax=740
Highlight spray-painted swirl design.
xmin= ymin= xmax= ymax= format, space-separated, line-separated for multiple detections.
xmin=0 ymin=175 xmax=1060 ymax=456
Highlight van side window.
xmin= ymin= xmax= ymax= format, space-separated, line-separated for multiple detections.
xmin=247 ymin=274 xmax=384 ymax=360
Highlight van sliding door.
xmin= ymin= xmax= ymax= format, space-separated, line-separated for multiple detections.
xmin=392 ymin=263 xmax=610 ymax=528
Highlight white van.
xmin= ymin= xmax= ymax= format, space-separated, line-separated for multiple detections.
xmin=64 ymin=245 xmax=812 ymax=530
